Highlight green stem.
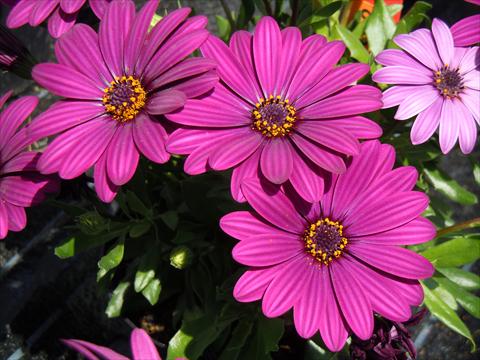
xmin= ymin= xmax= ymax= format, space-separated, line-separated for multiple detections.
xmin=219 ymin=0 xmax=236 ymax=31
xmin=436 ymin=217 xmax=480 ymax=238
xmin=290 ymin=0 xmax=299 ymax=25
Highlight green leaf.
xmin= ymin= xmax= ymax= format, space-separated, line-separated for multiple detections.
xmin=134 ymin=251 xmax=159 ymax=292
xmin=387 ymin=4 xmax=402 ymax=17
xmin=422 ymin=284 xmax=475 ymax=351
xmin=236 ymin=0 xmax=255 ymax=28
xmin=393 ymin=1 xmax=432 ymax=36
xmin=333 ymin=25 xmax=370 ymax=63
xmin=365 ymin=0 xmax=397 ymax=55
xmin=432 ymin=284 xmax=458 ymax=310
xmin=98 ymin=240 xmax=125 ymax=274
xmin=159 ymin=210 xmax=179 ymax=230
xmin=141 ymin=278 xmax=162 ymax=305
xmin=434 ymin=277 xmax=480 ymax=319
xmin=437 ymin=267 xmax=480 ymax=291
xmin=216 ymin=15 xmax=231 ymax=41
xmin=304 ymin=339 xmax=335 ymax=360
xmin=126 ymin=190 xmax=150 ymax=216
xmin=129 ymin=221 xmax=151 ymax=238
xmin=219 ymin=320 xmax=254 ymax=360
xmin=421 ymin=237 xmax=480 ymax=268
xmin=306 ymin=0 xmax=343 ymax=24
xmin=424 ymin=168 xmax=478 ymax=205
xmin=473 ymin=162 xmax=480 ymax=186
xmin=241 ymin=317 xmax=284 ymax=359
xmin=105 ymin=281 xmax=130 ymax=318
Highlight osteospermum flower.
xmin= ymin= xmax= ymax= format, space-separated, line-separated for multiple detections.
xmin=220 ymin=140 xmax=435 ymax=352
xmin=451 ymin=0 xmax=480 ymax=47
xmin=0 ymin=91 xmax=58 ymax=239
xmin=373 ymin=18 xmax=479 ymax=154
xmin=2 ymin=0 xmax=112 ymax=39
xmin=63 ymin=328 xmax=183 ymax=360
xmin=28 ymin=0 xmax=216 ymax=202
xmin=166 ymin=16 xmax=382 ymax=204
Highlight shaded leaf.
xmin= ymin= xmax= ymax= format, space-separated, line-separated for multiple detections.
xmin=142 ymin=278 xmax=162 ymax=305
xmin=421 ymin=237 xmax=480 ymax=268
xmin=105 ymin=281 xmax=130 ymax=318
xmin=219 ymin=320 xmax=254 ymax=360
xmin=424 ymin=168 xmax=478 ymax=205
xmin=434 ymin=277 xmax=480 ymax=319
xmin=437 ymin=267 xmax=480 ymax=291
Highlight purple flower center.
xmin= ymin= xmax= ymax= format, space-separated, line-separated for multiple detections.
xmin=303 ymin=218 xmax=348 ymax=265
xmin=434 ymin=66 xmax=464 ymax=98
xmin=102 ymin=75 xmax=146 ymax=122
xmin=251 ymin=95 xmax=297 ymax=137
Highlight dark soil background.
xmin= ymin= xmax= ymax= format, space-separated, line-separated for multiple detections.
xmin=0 ymin=1 xmax=478 ymax=359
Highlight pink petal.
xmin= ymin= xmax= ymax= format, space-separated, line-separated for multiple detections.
xmin=132 ymin=113 xmax=169 ymax=164
xmin=393 ymin=30 xmax=441 ymax=70
xmin=457 ymin=100 xmax=478 ymax=154
xmin=166 ymin=128 xmax=214 ymax=155
xmin=94 ymin=151 xmax=118 ymax=203
xmin=183 ymin=144 xmax=210 ymax=175
xmin=395 ymin=86 xmax=440 ymax=120
xmin=47 ymin=7 xmax=78 ymax=39
xmin=253 ymin=16 xmax=282 ymax=96
xmin=375 ymin=49 xmax=428 ymax=69
xmin=410 ymin=97 xmax=443 ymax=145
xmin=438 ymin=99 xmax=459 ymax=154
xmin=276 ymin=27 xmax=302 ymax=97
xmin=262 ymin=255 xmax=312 ymax=317
xmin=55 ymin=24 xmax=113 ymax=85
xmin=0 ymin=96 xmax=38 ymax=150
xmin=241 ymin=178 xmax=306 ymax=234
xmin=349 ymin=244 xmax=434 ymax=279
xmin=1 ymin=152 xmax=39 ymax=175
xmin=382 ymin=85 xmax=421 ymax=109
xmin=354 ymin=217 xmax=436 ymax=246
xmin=220 ymin=210 xmax=285 ymax=241
xmin=290 ymin=134 xmax=346 ymax=174
xmin=146 ymin=89 xmax=186 ymax=115
xmin=60 ymin=0 xmax=85 ymax=13
xmin=461 ymin=89 xmax=480 ymax=124
xmin=130 ymin=328 xmax=161 ymax=360
xmin=232 ymin=232 xmax=303 ymax=266
xmin=89 ymin=0 xmax=110 ymax=19
xmin=0 ymin=201 xmax=8 ymax=239
xmin=289 ymin=153 xmax=325 ymax=203
xmin=0 ymin=175 xmax=56 ymax=207
xmin=459 ymin=47 xmax=480 ymax=75
xmin=29 ymin=0 xmax=58 ymax=26
xmin=0 ymin=90 xmax=13 ymax=109
xmin=6 ymin=0 xmax=35 ymax=28
xmin=234 ymin=266 xmax=280 ymax=303
xmin=168 ymin=70 xmax=218 ymax=99
xmin=99 ymin=0 xmax=135 ymax=77
xmin=172 ymin=15 xmax=208 ymax=38
xmin=451 ymin=15 xmax=480 ymax=47
xmin=32 ymin=63 xmax=103 ymax=100
xmin=230 ymin=149 xmax=261 ymax=202
xmin=106 ymin=123 xmax=139 ymax=186
xmin=372 ymin=66 xmax=432 ymax=85
xmin=61 ymin=339 xmax=127 ymax=360
xmin=319 ymin=117 xmax=382 ymax=139
xmin=431 ymin=18 xmax=454 ymax=65
xmin=260 ymin=139 xmax=293 ymax=184
xmin=5 ymin=202 xmax=27 ymax=232
xmin=331 ymin=260 xmax=373 ymax=340
xmin=464 ymin=70 xmax=480 ymax=90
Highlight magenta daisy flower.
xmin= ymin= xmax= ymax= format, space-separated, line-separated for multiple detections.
xmin=28 ymin=0 xmax=216 ymax=202
xmin=3 ymin=0 xmax=95 ymax=39
xmin=451 ymin=0 xmax=480 ymax=47
xmin=373 ymin=18 xmax=479 ymax=154
xmin=220 ymin=140 xmax=435 ymax=352
xmin=166 ymin=16 xmax=382 ymax=204
xmin=0 ymin=91 xmax=58 ymax=239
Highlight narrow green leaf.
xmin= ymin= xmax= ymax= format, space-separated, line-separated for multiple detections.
xmin=365 ymin=0 xmax=396 ymax=55
xmin=126 ymin=190 xmax=150 ymax=216
xmin=105 ymin=281 xmax=130 ymax=318
xmin=237 ymin=0 xmax=255 ymax=28
xmin=307 ymin=0 xmax=343 ymax=24
xmin=333 ymin=25 xmax=370 ymax=63
xmin=241 ymin=317 xmax=284 ymax=359
xmin=434 ymin=277 xmax=480 ymax=319
xmin=129 ymin=221 xmax=151 ymax=238
xmin=422 ymin=284 xmax=475 ymax=351
xmin=159 ymin=210 xmax=179 ymax=230
xmin=394 ymin=1 xmax=432 ymax=35
xmin=424 ymin=168 xmax=478 ymax=205
xmin=432 ymin=284 xmax=458 ymax=310
xmin=437 ymin=267 xmax=480 ymax=291
xmin=134 ymin=251 xmax=159 ymax=292
xmin=141 ymin=278 xmax=161 ymax=305
xmin=219 ymin=320 xmax=254 ymax=360
xmin=421 ymin=237 xmax=480 ymax=268
xmin=98 ymin=240 xmax=125 ymax=273
xmin=473 ymin=162 xmax=480 ymax=186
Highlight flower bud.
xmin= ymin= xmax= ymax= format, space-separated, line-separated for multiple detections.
xmin=169 ymin=246 xmax=193 ymax=270
xmin=76 ymin=211 xmax=107 ymax=235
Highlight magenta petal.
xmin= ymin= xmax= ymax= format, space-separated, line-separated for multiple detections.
xmin=289 ymin=154 xmax=325 ymax=203
xmin=94 ymin=152 xmax=118 ymax=203
xmin=355 ymin=217 xmax=436 ymax=246
xmin=168 ymin=70 xmax=218 ymax=99
xmin=262 ymin=255 xmax=311 ymax=317
xmin=438 ymin=99 xmax=459 ymax=154
xmin=345 ymin=258 xmax=411 ymax=322
xmin=230 ymin=149 xmax=261 ymax=202
xmin=295 ymin=121 xmax=360 ymax=156
xmin=89 ymin=0 xmax=110 ymax=19
xmin=5 ymin=202 xmax=27 ymax=232
xmin=146 ymin=90 xmax=186 ymax=115
xmin=130 ymin=328 xmax=161 ymax=360
xmin=275 ymin=27 xmax=302 ymax=96
xmin=241 ymin=178 xmax=306 ymax=233
xmin=234 ymin=267 xmax=279 ymax=302
xmin=55 ymin=24 xmax=113 ymax=85
xmin=318 ymin=267 xmax=349 ymax=352
xmin=0 ymin=201 xmax=8 ymax=239
xmin=133 ymin=113 xmax=169 ymax=164
xmin=293 ymin=268 xmax=323 ymax=338
xmin=431 ymin=18 xmax=454 ymax=65
xmin=373 ymin=66 xmax=432 ymax=84
xmin=208 ymin=129 xmax=263 ymax=170
xmin=0 ymin=96 xmax=38 ymax=150
xmin=253 ymin=16 xmax=282 ymax=96
xmin=183 ymin=144 xmax=210 ymax=175
xmin=1 ymin=152 xmax=39 ymax=174
xmin=0 ymin=175 xmax=54 ymax=207
xmin=220 ymin=210 xmax=285 ymax=241
xmin=99 ymin=0 xmax=135 ymax=77
xmin=0 ymin=90 xmax=13 ymax=109
xmin=233 ymin=232 xmax=303 ymax=266
xmin=123 ymin=0 xmax=159 ymax=74
xmin=319 ymin=117 xmax=382 ymax=139
xmin=345 ymin=192 xmax=429 ymax=236
xmin=29 ymin=0 xmax=58 ymax=26
xmin=451 ymin=15 xmax=480 ymax=47
xmin=290 ymin=134 xmax=346 ymax=174
xmin=106 ymin=123 xmax=139 ymax=186
xmin=260 ymin=139 xmax=293 ymax=184
xmin=60 ymin=0 xmax=85 ymax=13
xmin=166 ymin=128 xmax=213 ymax=155
xmin=61 ymin=339 xmax=128 ymax=360
xmin=47 ymin=7 xmax=77 ymax=39
xmin=6 ymin=0 xmax=35 ymax=28
xmin=331 ymin=261 xmax=373 ymax=340
xmin=32 ymin=63 xmax=103 ymax=99
xmin=349 ymin=244 xmax=434 ymax=279
xmin=410 ymin=97 xmax=443 ymax=145
xmin=395 ymin=86 xmax=439 ymax=120
xmin=296 ymin=63 xmax=370 ymax=109
xmin=393 ymin=279 xmax=424 ymax=306
xmin=201 ymin=35 xmax=260 ymax=103
xmin=173 ymin=15 xmax=208 ymax=38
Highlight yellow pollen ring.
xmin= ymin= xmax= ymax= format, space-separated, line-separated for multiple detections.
xmin=251 ymin=94 xmax=297 ymax=138
xmin=102 ymin=75 xmax=146 ymax=122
